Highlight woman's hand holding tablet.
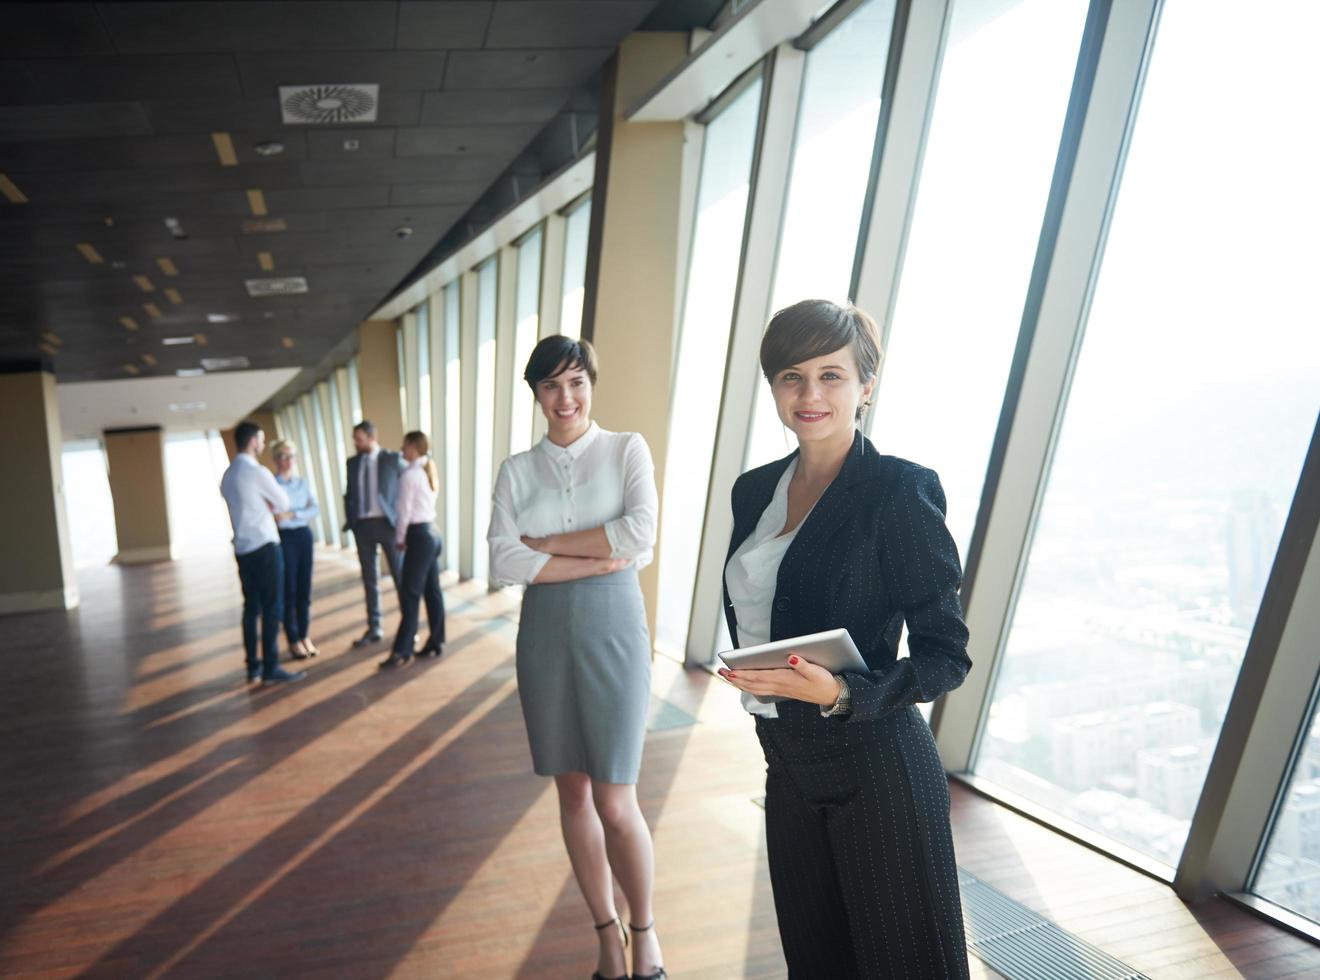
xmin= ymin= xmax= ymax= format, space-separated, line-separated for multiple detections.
xmin=715 ymin=628 xmax=865 ymax=705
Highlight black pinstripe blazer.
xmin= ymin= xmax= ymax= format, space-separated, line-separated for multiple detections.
xmin=723 ymin=429 xmax=972 ymax=728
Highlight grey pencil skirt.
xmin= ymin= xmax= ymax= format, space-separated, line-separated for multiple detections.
xmin=516 ymin=567 xmax=652 ymax=785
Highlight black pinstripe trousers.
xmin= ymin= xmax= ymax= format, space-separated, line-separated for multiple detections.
xmin=756 ymin=705 xmax=969 ymax=980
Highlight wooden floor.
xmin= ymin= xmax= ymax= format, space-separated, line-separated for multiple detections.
xmin=2 ymin=548 xmax=1318 ymax=978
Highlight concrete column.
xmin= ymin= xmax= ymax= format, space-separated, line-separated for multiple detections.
xmin=0 ymin=364 xmax=78 ymax=614
xmin=581 ymin=32 xmax=689 ymax=639
xmin=104 ymin=426 xmax=173 ymax=565
xmin=356 ymin=319 xmax=405 ymax=450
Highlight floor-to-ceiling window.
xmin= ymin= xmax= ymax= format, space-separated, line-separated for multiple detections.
xmin=655 ymin=74 xmax=763 ymax=659
xmin=309 ymin=390 xmax=340 ymax=548
xmin=325 ymin=377 xmax=349 ymax=534
xmin=416 ymin=301 xmax=431 ymax=439
xmin=61 ymin=439 xmax=117 ymax=568
xmin=868 ymin=0 xmax=1090 ymax=555
xmin=164 ymin=430 xmax=234 ymax=556
xmin=559 ymin=197 xmax=591 ymax=340
xmin=510 ymin=227 xmax=543 ymax=456
xmin=395 ymin=321 xmax=409 ymax=431
xmin=291 ymin=402 xmax=324 ymax=544
xmin=347 ymin=357 xmax=364 ymax=425
xmin=473 ymin=260 xmax=499 ymax=582
xmin=744 ymin=0 xmax=899 ymax=469
xmin=975 ymin=0 xmax=1320 ymax=870
xmin=443 ymin=281 xmax=462 ymax=572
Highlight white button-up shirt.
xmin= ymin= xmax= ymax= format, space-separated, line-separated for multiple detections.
xmin=219 ymin=452 xmax=290 ymax=556
xmin=488 ymin=422 xmax=658 ymax=587
xmin=394 ymin=457 xmax=438 ymax=547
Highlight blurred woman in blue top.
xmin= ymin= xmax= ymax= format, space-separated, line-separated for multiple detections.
xmin=272 ymin=440 xmax=320 ymax=660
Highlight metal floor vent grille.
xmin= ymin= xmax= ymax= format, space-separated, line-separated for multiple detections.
xmin=959 ymin=868 xmax=1149 ymax=980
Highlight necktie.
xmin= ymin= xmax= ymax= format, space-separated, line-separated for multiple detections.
xmin=367 ymin=455 xmax=377 ymax=514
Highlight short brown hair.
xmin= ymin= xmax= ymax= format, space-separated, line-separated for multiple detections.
xmin=760 ymin=300 xmax=882 ymax=421
xmin=760 ymin=300 xmax=882 ymax=382
xmin=524 ymin=335 xmax=598 ymax=389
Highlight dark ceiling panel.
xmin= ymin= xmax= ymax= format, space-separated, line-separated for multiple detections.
xmin=419 ymin=88 xmax=574 ymax=125
xmin=388 ymin=180 xmax=497 ymax=207
xmin=236 ymin=51 xmax=450 ymax=99
xmin=298 ymin=155 xmax=505 ymax=187
xmin=143 ymin=92 xmax=425 ymax=133
xmin=0 ymin=0 xmax=723 ymax=382
xmin=485 ymin=2 xmax=656 ymax=48
xmin=305 ymin=128 xmax=398 ymax=160
xmin=396 ymin=123 xmax=542 ymax=158
xmin=0 ymin=3 xmax=115 ymax=58
xmin=443 ymin=48 xmax=613 ymax=90
xmin=1 ymin=55 xmax=245 ymax=105
xmin=0 ymin=103 xmax=154 ymax=142
xmin=101 ymin=2 xmax=400 ymax=54
xmin=396 ymin=2 xmax=493 ymax=50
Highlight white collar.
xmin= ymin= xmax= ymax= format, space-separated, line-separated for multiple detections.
xmin=538 ymin=421 xmax=600 ymax=462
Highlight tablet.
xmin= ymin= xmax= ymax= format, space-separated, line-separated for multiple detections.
xmin=717 ymin=628 xmax=867 ymax=703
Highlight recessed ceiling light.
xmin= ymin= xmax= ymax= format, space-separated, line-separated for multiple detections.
xmin=241 ymin=217 xmax=288 ymax=233
xmin=119 ymin=316 xmax=140 ymax=331
xmin=161 ymin=336 xmax=195 ymax=346
xmin=176 ymin=368 xmax=205 ymax=377
xmin=164 ymin=217 xmax=187 ymax=240
xmin=206 ymin=313 xmax=237 ymax=323
xmin=123 ymin=363 xmax=140 ymax=375
xmin=246 ymin=189 xmax=267 ymax=216
xmin=157 ymin=257 xmax=179 ymax=276
xmin=133 ymin=274 xmax=155 ymax=292
xmin=0 ymin=173 xmax=27 ymax=204
xmin=211 ymin=132 xmax=238 ymax=167
xmin=141 ymin=353 xmax=158 ymax=367
xmin=169 ymin=401 xmax=207 ymax=412
xmin=343 ymin=138 xmax=360 ymax=151
xmin=143 ymin=302 xmax=162 ymax=318
xmin=76 ymin=243 xmax=104 ymax=264
xmin=193 ymin=332 xmax=208 ymax=346
xmin=245 ymin=276 xmax=308 ymax=297
xmin=257 ymin=251 xmax=275 ymax=271
xmin=201 ymin=356 xmax=251 ymax=371
xmin=253 ymin=140 xmax=285 ymax=156
xmin=281 ymin=337 xmax=295 ymax=349
xmin=164 ymin=287 xmax=183 ymax=304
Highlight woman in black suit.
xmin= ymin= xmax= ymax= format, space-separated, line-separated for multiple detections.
xmin=718 ymin=299 xmax=972 ymax=979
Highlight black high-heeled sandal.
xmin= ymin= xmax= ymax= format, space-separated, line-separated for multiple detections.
xmin=628 ymin=921 xmax=667 ymax=980
xmin=591 ymin=915 xmax=628 ymax=980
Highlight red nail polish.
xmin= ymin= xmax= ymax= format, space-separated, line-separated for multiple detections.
xmin=788 ymin=656 xmax=799 ymax=666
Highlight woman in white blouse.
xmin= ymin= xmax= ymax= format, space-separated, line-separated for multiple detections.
xmin=488 ymin=337 xmax=666 ymax=980
xmin=379 ymin=430 xmax=445 ymax=668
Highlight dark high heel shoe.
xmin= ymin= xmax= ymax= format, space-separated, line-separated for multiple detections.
xmin=591 ymin=915 xmax=628 ymax=980
xmin=377 ymin=652 xmax=412 ymax=669
xmin=628 ymin=921 xmax=666 ymax=980
xmin=418 ymin=637 xmax=444 ymax=658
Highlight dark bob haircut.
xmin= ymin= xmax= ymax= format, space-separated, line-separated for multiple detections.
xmin=760 ymin=299 xmax=882 ymax=385
xmin=524 ymin=335 xmax=598 ymax=390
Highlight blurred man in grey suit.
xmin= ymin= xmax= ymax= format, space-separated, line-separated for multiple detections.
xmin=344 ymin=420 xmax=403 ymax=645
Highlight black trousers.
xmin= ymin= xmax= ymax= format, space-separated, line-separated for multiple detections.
xmin=757 ymin=705 xmax=969 ymax=980
xmin=393 ymin=523 xmax=445 ymax=655
xmin=279 ymin=526 xmax=313 ymax=645
xmin=353 ymin=517 xmax=403 ymax=631
xmin=236 ymin=542 xmax=284 ymax=677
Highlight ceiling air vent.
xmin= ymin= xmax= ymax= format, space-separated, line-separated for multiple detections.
xmin=245 ymin=276 xmax=308 ymax=297
xmin=201 ymin=356 xmax=251 ymax=372
xmin=279 ymin=84 xmax=379 ymax=125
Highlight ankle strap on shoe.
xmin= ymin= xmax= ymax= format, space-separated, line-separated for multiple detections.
xmin=629 ymin=921 xmax=655 ymax=932
xmin=594 ymin=916 xmax=628 ymax=948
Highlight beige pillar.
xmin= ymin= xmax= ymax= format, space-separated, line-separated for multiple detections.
xmin=356 ymin=320 xmax=406 ymax=451
xmin=582 ymin=32 xmax=689 ymax=640
xmin=104 ymin=426 xmax=173 ymax=565
xmin=0 ymin=366 xmax=78 ymax=614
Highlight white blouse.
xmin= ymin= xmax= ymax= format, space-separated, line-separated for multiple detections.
xmin=394 ymin=457 xmax=438 ymax=546
xmin=488 ymin=422 xmax=658 ymax=587
xmin=726 ymin=459 xmax=817 ymax=719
